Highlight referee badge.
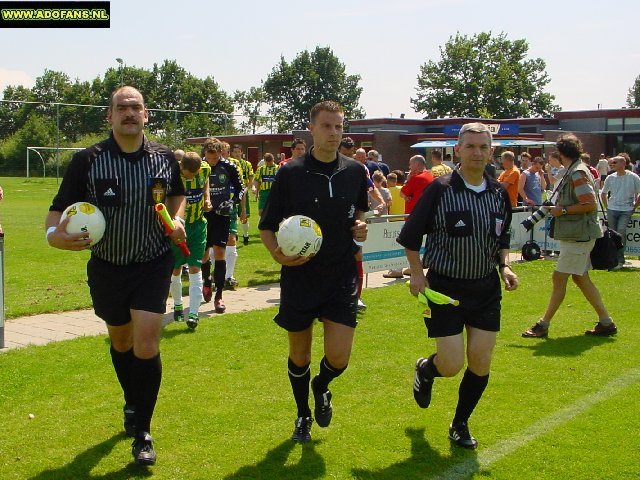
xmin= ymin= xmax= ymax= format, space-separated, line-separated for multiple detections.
xmin=149 ymin=177 xmax=168 ymax=205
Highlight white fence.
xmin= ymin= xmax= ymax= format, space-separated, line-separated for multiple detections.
xmin=362 ymin=212 xmax=640 ymax=274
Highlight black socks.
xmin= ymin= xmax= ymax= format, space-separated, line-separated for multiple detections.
xmin=453 ymin=368 xmax=489 ymax=425
xmin=288 ymin=358 xmax=311 ymax=418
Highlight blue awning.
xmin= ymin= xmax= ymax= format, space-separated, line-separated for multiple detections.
xmin=411 ymin=139 xmax=556 ymax=148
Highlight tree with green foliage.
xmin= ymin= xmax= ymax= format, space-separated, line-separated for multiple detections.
xmin=0 ymin=60 xmax=235 ymax=161
xmin=412 ymin=32 xmax=559 ymax=119
xmin=0 ymin=113 xmax=56 ymax=175
xmin=263 ymin=47 xmax=364 ymax=131
xmin=234 ymin=86 xmax=271 ymax=134
xmin=627 ymin=74 xmax=640 ymax=108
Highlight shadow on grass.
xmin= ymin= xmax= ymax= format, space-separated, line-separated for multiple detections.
xmin=352 ymin=428 xmax=478 ymax=480
xmin=507 ymin=335 xmax=615 ymax=357
xmin=222 ymin=439 xmax=325 ymax=480
xmin=28 ymin=433 xmax=152 ymax=480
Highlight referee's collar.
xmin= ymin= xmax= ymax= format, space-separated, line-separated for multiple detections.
xmin=451 ymin=169 xmax=502 ymax=193
xmin=106 ymin=132 xmax=156 ymax=157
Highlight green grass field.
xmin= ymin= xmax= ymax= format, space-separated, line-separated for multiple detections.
xmin=1 ymin=261 xmax=639 ymax=479
xmin=0 ymin=177 xmax=279 ymax=318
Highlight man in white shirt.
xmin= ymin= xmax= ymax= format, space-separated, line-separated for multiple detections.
xmin=600 ymin=155 xmax=640 ymax=269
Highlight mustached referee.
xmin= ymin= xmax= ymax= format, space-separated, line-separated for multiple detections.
xmin=46 ymin=86 xmax=186 ymax=466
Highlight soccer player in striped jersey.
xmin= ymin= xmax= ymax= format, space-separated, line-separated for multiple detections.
xmin=221 ymin=142 xmax=249 ymax=290
xmin=169 ymin=152 xmax=211 ymax=329
xmin=254 ymin=153 xmax=278 ymax=217
xmin=231 ymin=144 xmax=254 ymax=246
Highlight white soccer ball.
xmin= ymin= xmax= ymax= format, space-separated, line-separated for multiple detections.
xmin=60 ymin=202 xmax=106 ymax=246
xmin=277 ymin=215 xmax=323 ymax=257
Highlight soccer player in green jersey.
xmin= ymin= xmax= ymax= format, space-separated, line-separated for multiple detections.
xmin=169 ymin=151 xmax=212 ymax=329
xmin=254 ymin=153 xmax=279 ymax=217
xmin=221 ymin=142 xmax=249 ymax=289
xmin=232 ymin=144 xmax=254 ymax=246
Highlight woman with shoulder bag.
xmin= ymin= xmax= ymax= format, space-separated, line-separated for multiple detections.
xmin=522 ymin=134 xmax=616 ymax=338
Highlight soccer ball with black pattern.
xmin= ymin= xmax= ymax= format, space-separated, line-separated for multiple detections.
xmin=277 ymin=215 xmax=323 ymax=257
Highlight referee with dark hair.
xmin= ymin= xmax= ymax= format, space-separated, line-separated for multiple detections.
xmin=46 ymin=86 xmax=186 ymax=466
xmin=397 ymin=122 xmax=518 ymax=449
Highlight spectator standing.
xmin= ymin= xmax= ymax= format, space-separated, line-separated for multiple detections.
xmin=497 ymin=151 xmax=520 ymax=208
xmin=401 ymin=155 xmax=434 ymax=214
xmin=430 ymin=149 xmax=453 ymax=178
xmin=518 ymin=156 xmax=546 ymax=206
xmin=387 ymin=171 xmax=406 ymax=216
xmin=600 ymin=155 xmax=640 ymax=269
xmin=365 ymin=149 xmax=382 ymax=177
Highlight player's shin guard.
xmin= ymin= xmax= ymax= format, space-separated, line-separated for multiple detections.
xmin=288 ymin=358 xmax=311 ymax=418
xmin=201 ymin=260 xmax=211 ymax=288
xmin=131 ymin=353 xmax=162 ymax=434
xmin=225 ymin=246 xmax=238 ymax=279
xmin=188 ymin=272 xmax=203 ymax=315
xmin=241 ymin=221 xmax=249 ymax=237
xmin=110 ymin=346 xmax=134 ymax=405
xmin=314 ymin=356 xmax=347 ymax=393
xmin=170 ymin=274 xmax=182 ymax=306
xmin=453 ymin=369 xmax=489 ymax=424
xmin=213 ymin=260 xmax=226 ymax=300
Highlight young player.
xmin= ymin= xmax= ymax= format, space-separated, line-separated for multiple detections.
xmin=254 ymin=153 xmax=279 ymax=217
xmin=169 ymin=152 xmax=211 ymax=329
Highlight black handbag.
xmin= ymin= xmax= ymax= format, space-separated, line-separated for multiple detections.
xmin=590 ymin=196 xmax=624 ymax=270
xmin=590 ymin=228 xmax=623 ymax=270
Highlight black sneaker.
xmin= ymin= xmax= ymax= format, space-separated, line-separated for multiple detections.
xmin=123 ymin=404 xmax=136 ymax=437
xmin=413 ymin=358 xmax=434 ymax=408
xmin=243 ymin=235 xmax=249 ymax=246
xmin=448 ymin=422 xmax=478 ymax=449
xmin=173 ymin=305 xmax=184 ymax=323
xmin=132 ymin=432 xmax=157 ymax=465
xmin=311 ymin=377 xmax=333 ymax=428
xmin=291 ymin=416 xmax=312 ymax=443
xmin=186 ymin=313 xmax=199 ymax=330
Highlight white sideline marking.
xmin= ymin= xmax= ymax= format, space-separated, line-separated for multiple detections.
xmin=431 ymin=367 xmax=640 ymax=480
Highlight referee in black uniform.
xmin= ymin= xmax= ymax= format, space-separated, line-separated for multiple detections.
xmin=46 ymin=86 xmax=186 ymax=465
xmin=397 ymin=122 xmax=518 ymax=449
xmin=259 ymin=101 xmax=368 ymax=443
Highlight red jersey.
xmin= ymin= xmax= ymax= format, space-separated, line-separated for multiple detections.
xmin=401 ymin=170 xmax=434 ymax=213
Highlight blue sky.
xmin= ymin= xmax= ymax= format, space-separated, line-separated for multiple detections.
xmin=1 ymin=0 xmax=638 ymax=118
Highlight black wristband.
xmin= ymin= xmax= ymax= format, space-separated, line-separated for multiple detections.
xmin=499 ymin=263 xmax=511 ymax=269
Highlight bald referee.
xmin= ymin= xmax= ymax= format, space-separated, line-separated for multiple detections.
xmin=46 ymin=86 xmax=186 ymax=466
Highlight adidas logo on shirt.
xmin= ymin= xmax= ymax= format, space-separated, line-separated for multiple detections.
xmin=104 ymin=188 xmax=116 ymax=196
xmin=454 ymin=219 xmax=466 ymax=228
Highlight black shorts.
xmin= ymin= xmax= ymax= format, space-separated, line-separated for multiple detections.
xmin=205 ymin=212 xmax=230 ymax=248
xmin=274 ymin=261 xmax=358 ymax=332
xmin=87 ymin=251 xmax=174 ymax=326
xmin=423 ymin=269 xmax=501 ymax=338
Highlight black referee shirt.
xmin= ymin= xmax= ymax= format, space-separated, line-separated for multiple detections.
xmin=259 ymin=150 xmax=369 ymax=267
xmin=397 ymin=170 xmax=511 ymax=279
xmin=50 ymin=133 xmax=184 ymax=265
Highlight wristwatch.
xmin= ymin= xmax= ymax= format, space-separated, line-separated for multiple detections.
xmin=561 ymin=207 xmax=568 ymax=216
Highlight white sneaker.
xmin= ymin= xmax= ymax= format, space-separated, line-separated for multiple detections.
xmin=357 ymin=298 xmax=367 ymax=312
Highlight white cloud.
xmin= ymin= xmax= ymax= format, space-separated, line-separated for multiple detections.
xmin=0 ymin=69 xmax=35 ymax=94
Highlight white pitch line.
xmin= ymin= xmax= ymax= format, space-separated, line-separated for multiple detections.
xmin=431 ymin=367 xmax=640 ymax=480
